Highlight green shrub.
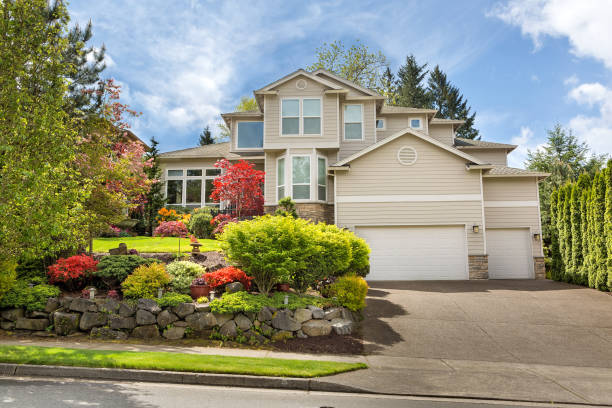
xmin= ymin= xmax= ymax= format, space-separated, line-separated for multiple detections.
xmin=209 ymin=291 xmax=333 ymax=314
xmin=166 ymin=261 xmax=204 ymax=294
xmin=274 ymin=197 xmax=298 ymax=218
xmin=325 ymin=275 xmax=368 ymax=311
xmin=94 ymin=255 xmax=158 ymax=288
xmin=342 ymin=230 xmax=370 ymax=277
xmin=0 ymin=280 xmax=60 ymax=312
xmin=155 ymin=292 xmax=192 ymax=308
xmin=188 ymin=208 xmax=214 ymax=239
xmin=0 ymin=261 xmax=17 ymax=301
xmin=14 ymin=257 xmax=47 ymax=282
xmin=121 ymin=263 xmax=171 ymax=299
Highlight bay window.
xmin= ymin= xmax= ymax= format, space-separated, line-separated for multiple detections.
xmin=344 ymin=104 xmax=363 ymax=140
xmin=291 ymin=156 xmax=310 ymax=200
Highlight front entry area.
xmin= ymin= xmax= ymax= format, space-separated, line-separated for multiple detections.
xmin=486 ymin=228 xmax=533 ymax=279
xmin=355 ymin=225 xmax=468 ymax=280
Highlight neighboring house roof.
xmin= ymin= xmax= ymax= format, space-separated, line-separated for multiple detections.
xmin=332 ymin=127 xmax=486 ymax=167
xmin=312 ymin=68 xmax=382 ymax=97
xmin=455 ymin=137 xmax=517 ymax=151
xmin=380 ymin=105 xmax=438 ymax=115
xmin=158 ymin=142 xmax=263 ymax=160
xmin=483 ymin=165 xmax=550 ymax=178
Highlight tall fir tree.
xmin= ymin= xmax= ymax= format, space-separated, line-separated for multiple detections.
xmin=592 ymin=171 xmax=608 ymax=289
xmin=199 ymin=125 xmax=214 ymax=146
xmin=579 ymin=187 xmax=590 ymax=284
xmin=549 ymin=190 xmax=562 ymax=281
xmin=556 ymin=186 xmax=568 ymax=280
xmin=143 ymin=137 xmax=165 ymax=236
xmin=561 ymin=184 xmax=572 ymax=282
xmin=380 ymin=67 xmax=398 ymax=105
xmin=395 ymin=55 xmax=429 ymax=108
xmin=605 ymin=161 xmax=612 ymax=289
xmin=569 ymin=183 xmax=581 ymax=279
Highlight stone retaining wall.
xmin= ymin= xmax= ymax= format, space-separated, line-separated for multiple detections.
xmin=0 ymin=297 xmax=358 ymax=343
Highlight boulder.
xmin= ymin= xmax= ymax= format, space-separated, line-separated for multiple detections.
xmin=331 ymin=319 xmax=353 ymax=335
xmin=296 ymin=329 xmax=308 ymax=339
xmin=59 ymin=296 xmax=74 ymax=308
xmin=234 ymin=314 xmax=252 ymax=331
xmin=307 ymin=305 xmax=324 ymax=319
xmin=109 ymin=243 xmax=128 ymax=255
xmin=53 ymin=312 xmax=80 ymax=335
xmin=293 ymin=308 xmax=312 ymax=323
xmin=29 ymin=311 xmax=49 ymax=319
xmin=45 ymin=298 xmax=60 ymax=313
xmin=185 ymin=312 xmax=217 ymax=330
xmin=194 ymin=303 xmax=211 ymax=313
xmin=131 ymin=324 xmax=160 ymax=339
xmin=213 ymin=313 xmax=233 ymax=326
xmin=157 ymin=310 xmax=179 ymax=328
xmin=259 ymin=323 xmax=274 ymax=336
xmin=324 ymin=307 xmax=343 ymax=321
xmin=244 ymin=330 xmax=267 ymax=344
xmin=97 ymin=298 xmax=121 ymax=314
xmin=118 ymin=302 xmax=136 ymax=317
xmin=271 ymin=330 xmax=293 ymax=341
xmin=79 ymin=312 xmax=107 ymax=331
xmin=172 ymin=303 xmax=195 ymax=318
xmin=69 ymin=298 xmax=94 ymax=313
xmin=162 ymin=326 xmax=185 ymax=340
xmin=136 ymin=309 xmax=156 ymax=325
xmin=219 ymin=320 xmax=237 ymax=338
xmin=1 ymin=321 xmax=15 ymax=330
xmin=257 ymin=307 xmax=273 ymax=322
xmin=301 ymin=320 xmax=332 ymax=337
xmin=173 ymin=321 xmax=188 ymax=327
xmin=90 ymin=327 xmax=128 ymax=340
xmin=109 ymin=315 xmax=136 ymax=330
xmin=341 ymin=308 xmax=356 ymax=322
xmin=1 ymin=309 xmax=24 ymax=322
xmin=15 ymin=318 xmax=49 ymax=331
xmin=271 ymin=310 xmax=300 ymax=332
xmin=225 ymin=281 xmax=244 ymax=294
xmin=137 ymin=299 xmax=161 ymax=314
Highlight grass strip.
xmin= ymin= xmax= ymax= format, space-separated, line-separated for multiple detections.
xmin=93 ymin=237 xmax=222 ymax=253
xmin=0 ymin=345 xmax=366 ymax=378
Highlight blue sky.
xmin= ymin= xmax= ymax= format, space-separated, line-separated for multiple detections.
xmin=69 ymin=0 xmax=612 ymax=168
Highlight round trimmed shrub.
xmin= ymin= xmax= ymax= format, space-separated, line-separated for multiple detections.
xmin=325 ymin=275 xmax=368 ymax=311
xmin=121 ymin=263 xmax=171 ymax=299
xmin=94 ymin=255 xmax=159 ymax=288
xmin=188 ymin=207 xmax=214 ymax=239
xmin=166 ymin=261 xmax=204 ymax=294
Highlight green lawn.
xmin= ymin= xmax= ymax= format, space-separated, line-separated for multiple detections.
xmin=0 ymin=345 xmax=366 ymax=378
xmin=93 ymin=236 xmax=222 ymax=253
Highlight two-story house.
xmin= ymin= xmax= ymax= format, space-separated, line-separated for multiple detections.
xmin=158 ymin=68 xmax=549 ymax=281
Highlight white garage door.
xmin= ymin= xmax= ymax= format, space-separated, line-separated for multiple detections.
xmin=486 ymin=228 xmax=533 ymax=279
xmin=355 ymin=225 xmax=468 ymax=280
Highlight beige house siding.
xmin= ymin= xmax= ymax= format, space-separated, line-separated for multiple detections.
xmin=338 ymin=99 xmax=376 ymax=161
xmin=314 ymin=73 xmax=369 ymax=98
xmin=229 ymin=114 xmax=264 ymax=153
xmin=264 ymin=151 xmax=278 ymax=205
xmin=465 ymin=149 xmax=508 ymax=165
xmin=375 ymin=115 xmax=408 ymax=141
xmin=428 ymin=123 xmax=454 ymax=145
xmin=335 ymin=134 xmax=485 ymax=254
xmin=483 ymin=177 xmax=542 ymax=256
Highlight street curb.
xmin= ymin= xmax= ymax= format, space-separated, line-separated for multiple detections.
xmin=0 ymin=363 xmax=364 ymax=393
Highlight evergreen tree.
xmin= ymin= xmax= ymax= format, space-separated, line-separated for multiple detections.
xmin=380 ymin=67 xmax=398 ymax=105
xmin=561 ymin=184 xmax=572 ymax=282
xmin=579 ymin=187 xmax=590 ymax=284
xmin=143 ymin=137 xmax=165 ymax=236
xmin=556 ymin=186 xmax=568 ymax=280
xmin=549 ymin=190 xmax=562 ymax=280
xmin=426 ymin=65 xmax=479 ymax=139
xmin=396 ymin=55 xmax=429 ymax=108
xmin=199 ymin=125 xmax=214 ymax=146
xmin=592 ymin=171 xmax=608 ymax=289
xmin=605 ymin=161 xmax=612 ymax=289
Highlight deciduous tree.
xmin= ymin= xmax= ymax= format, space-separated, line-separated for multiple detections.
xmin=210 ymin=159 xmax=265 ymax=218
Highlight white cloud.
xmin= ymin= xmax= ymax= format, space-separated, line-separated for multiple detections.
xmin=530 ymin=74 xmax=540 ymax=82
xmin=507 ymin=126 xmax=546 ymax=168
xmin=489 ymin=0 xmax=612 ymax=69
xmin=86 ymin=47 xmax=115 ymax=68
xmin=567 ymin=82 xmax=612 ymax=154
xmin=564 ymin=74 xmax=579 ymax=86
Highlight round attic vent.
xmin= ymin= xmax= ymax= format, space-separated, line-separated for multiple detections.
xmin=397 ymin=146 xmax=417 ymax=166
xmin=296 ymin=79 xmax=307 ymax=90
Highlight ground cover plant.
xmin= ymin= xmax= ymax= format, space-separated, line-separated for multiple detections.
xmin=209 ymin=291 xmax=334 ymax=314
xmin=93 ymin=237 xmax=221 ymax=253
xmin=0 ymin=281 xmax=60 ymax=312
xmin=166 ymin=261 xmax=204 ymax=294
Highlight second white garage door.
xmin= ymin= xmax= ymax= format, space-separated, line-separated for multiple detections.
xmin=355 ymin=225 xmax=468 ymax=280
xmin=486 ymin=228 xmax=533 ymax=279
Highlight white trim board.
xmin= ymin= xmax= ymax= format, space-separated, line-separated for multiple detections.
xmin=336 ymin=194 xmax=482 ymax=203
xmin=484 ymin=201 xmax=539 ymax=207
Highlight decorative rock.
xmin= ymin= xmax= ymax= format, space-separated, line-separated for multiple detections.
xmin=109 ymin=243 xmax=128 ymax=255
xmin=29 ymin=311 xmax=49 ymax=319
xmin=293 ymin=308 xmax=312 ymax=324
xmin=244 ymin=330 xmax=267 ymax=344
xmin=90 ymin=327 xmax=128 ymax=340
xmin=234 ymin=314 xmax=252 ymax=331
xmin=341 ymin=308 xmax=355 ymax=322
xmin=172 ymin=303 xmax=195 ymax=318
xmin=185 ymin=312 xmax=217 ymax=330
xmin=301 ymin=319 xmax=332 ymax=337
xmin=225 ymin=281 xmax=244 ymax=293
xmin=1 ymin=309 xmax=24 ymax=322
xmin=253 ymin=320 xmax=261 ymax=328
xmin=1 ymin=321 xmax=15 ymax=330
xmin=97 ymin=298 xmax=121 ymax=314
xmin=15 ymin=318 xmax=49 ymax=331
xmin=109 ymin=315 xmax=136 ymax=330
xmin=87 ymin=304 xmax=98 ymax=312
xmin=331 ymin=319 xmax=353 ymax=335
xmin=173 ymin=321 xmax=188 ymax=327
xmin=213 ymin=313 xmax=233 ymax=326
xmin=137 ymin=299 xmax=161 ymax=314
xmin=259 ymin=323 xmax=273 ymax=336
xmin=53 ymin=312 xmax=80 ymax=335
xmin=219 ymin=320 xmax=237 ymax=337
xmin=162 ymin=326 xmax=185 ymax=340
xmin=131 ymin=324 xmax=160 ymax=339
xmin=79 ymin=312 xmax=107 ymax=331
xmin=45 ymin=298 xmax=60 ymax=313
xmin=136 ymin=309 xmax=156 ymax=325
xmin=194 ymin=303 xmax=211 ymax=313
xmin=271 ymin=330 xmax=293 ymax=341
xmin=257 ymin=307 xmax=273 ymax=322
xmin=296 ymin=329 xmax=308 ymax=339
xmin=271 ymin=310 xmax=301 ymax=332
xmin=157 ymin=310 xmax=179 ymax=328
xmin=118 ymin=302 xmax=135 ymax=317
xmin=324 ymin=307 xmax=343 ymax=321
xmin=59 ymin=296 xmax=74 ymax=308
xmin=307 ymin=305 xmax=324 ymax=319
xmin=69 ymin=298 xmax=94 ymax=313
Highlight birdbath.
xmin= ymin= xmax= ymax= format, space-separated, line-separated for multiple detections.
xmin=190 ymin=241 xmax=203 ymax=253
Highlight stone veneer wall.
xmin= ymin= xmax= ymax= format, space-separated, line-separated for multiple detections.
xmin=468 ymin=255 xmax=489 ymax=279
xmin=264 ymin=203 xmax=334 ymax=224
xmin=533 ymin=256 xmax=546 ymax=280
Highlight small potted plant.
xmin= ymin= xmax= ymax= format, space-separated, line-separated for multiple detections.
xmin=190 ymin=277 xmax=211 ymax=300
xmin=276 ymin=282 xmax=290 ymax=292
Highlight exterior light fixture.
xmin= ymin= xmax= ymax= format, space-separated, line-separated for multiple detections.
xmin=534 ymin=233 xmax=541 ymax=240
xmin=89 ymin=287 xmax=96 ymax=300
xmin=472 ymin=225 xmax=480 ymax=233
xmin=157 ymin=288 xmax=163 ymax=299
xmin=210 ymin=291 xmax=216 ymax=301
xmin=284 ymin=295 xmax=289 ymax=305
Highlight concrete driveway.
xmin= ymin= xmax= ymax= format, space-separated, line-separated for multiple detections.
xmin=362 ymin=279 xmax=612 ymax=367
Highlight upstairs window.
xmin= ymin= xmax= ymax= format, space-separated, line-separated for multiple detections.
xmin=236 ymin=121 xmax=263 ymax=149
xmin=282 ymin=98 xmax=321 ymax=136
xmin=410 ymin=118 xmax=422 ymax=129
xmin=292 ymin=156 xmax=310 ymax=200
xmin=303 ymin=99 xmax=321 ymax=134
xmin=376 ymin=118 xmax=385 ymax=129
xmin=344 ymin=104 xmax=363 ymax=140
xmin=282 ymin=99 xmax=299 ymax=135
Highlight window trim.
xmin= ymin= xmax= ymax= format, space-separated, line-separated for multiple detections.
xmin=276 ymin=156 xmax=286 ymax=203
xmin=375 ymin=118 xmax=386 ymax=130
xmin=165 ymin=167 xmax=221 ymax=207
xmin=290 ymin=155 xmax=311 ymax=202
xmin=409 ymin=117 xmax=423 ymax=130
xmin=317 ymin=156 xmax=327 ymax=203
xmin=343 ymin=103 xmax=364 ymax=141
xmin=235 ymin=120 xmax=264 ymax=151
xmin=280 ymin=97 xmax=322 ymax=137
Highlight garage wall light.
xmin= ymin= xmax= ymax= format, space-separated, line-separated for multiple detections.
xmin=533 ymin=233 xmax=541 ymax=240
xmin=472 ymin=225 xmax=479 ymax=233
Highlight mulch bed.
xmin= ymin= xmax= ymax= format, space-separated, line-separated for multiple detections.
xmin=271 ymin=333 xmax=364 ymax=355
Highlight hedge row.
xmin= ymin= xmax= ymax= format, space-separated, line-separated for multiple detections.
xmin=549 ymin=160 xmax=612 ymax=291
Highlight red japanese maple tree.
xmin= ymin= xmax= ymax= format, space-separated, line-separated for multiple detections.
xmin=210 ymin=159 xmax=265 ymax=218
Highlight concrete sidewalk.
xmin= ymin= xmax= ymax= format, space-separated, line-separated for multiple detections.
xmin=2 ymin=338 xmax=612 ymax=405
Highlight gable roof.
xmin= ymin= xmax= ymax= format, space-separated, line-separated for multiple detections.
xmin=158 ymin=142 xmax=263 ymax=160
xmin=379 ymin=105 xmax=437 ymax=115
xmin=255 ymin=69 xmax=343 ymax=93
xmin=455 ymin=137 xmax=517 ymax=151
xmin=483 ymin=165 xmax=549 ymax=178
xmin=220 ymin=110 xmax=263 ymax=126
xmin=332 ymin=128 xmax=486 ymax=167
xmin=312 ymin=68 xmax=382 ymax=97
